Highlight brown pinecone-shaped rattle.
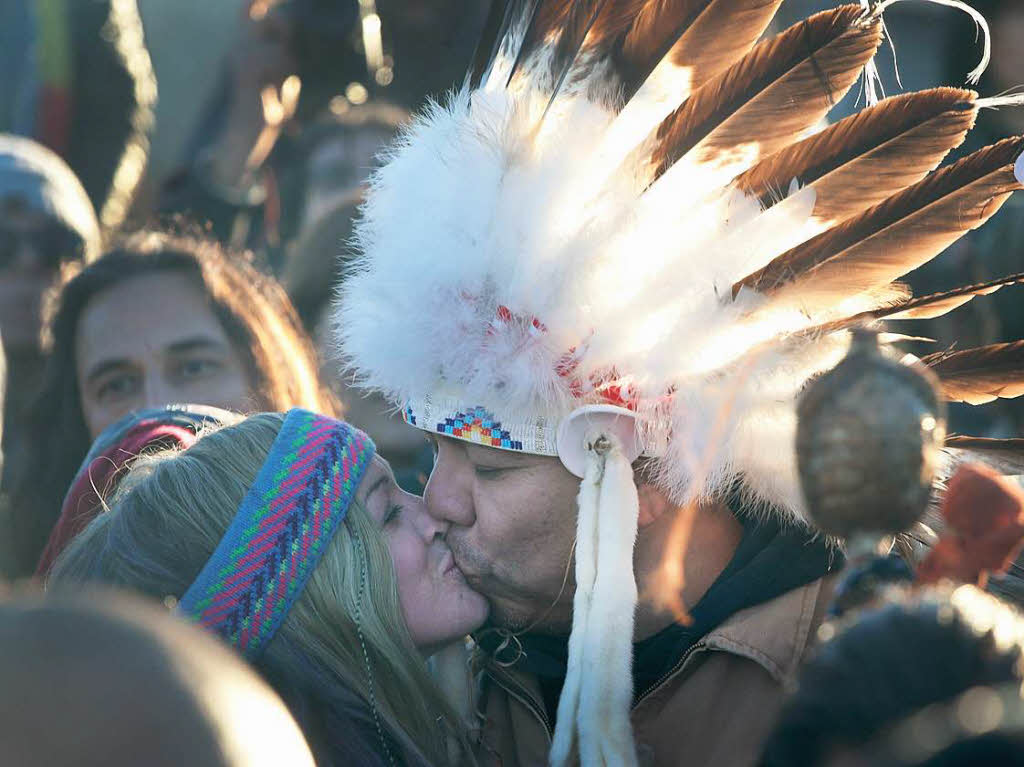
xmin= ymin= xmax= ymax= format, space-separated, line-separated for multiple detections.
xmin=796 ymin=329 xmax=946 ymax=538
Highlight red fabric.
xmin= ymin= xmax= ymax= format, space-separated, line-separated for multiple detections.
xmin=35 ymin=423 xmax=198 ymax=577
xmin=36 ymin=85 xmax=72 ymax=155
xmin=917 ymin=463 xmax=1024 ymax=587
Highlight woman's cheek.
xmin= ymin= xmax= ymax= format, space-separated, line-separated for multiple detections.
xmin=387 ymin=529 xmax=428 ymax=589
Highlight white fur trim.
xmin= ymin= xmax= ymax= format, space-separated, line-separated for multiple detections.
xmin=551 ymin=431 xmax=639 ymax=767
xmin=550 ymin=445 xmax=600 ymax=766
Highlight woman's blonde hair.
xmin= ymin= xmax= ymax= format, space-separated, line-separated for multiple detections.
xmin=50 ymin=413 xmax=472 ymax=766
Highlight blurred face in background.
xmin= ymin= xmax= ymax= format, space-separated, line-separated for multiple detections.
xmin=0 ymin=199 xmax=77 ymax=353
xmin=75 ymin=271 xmax=255 ymax=438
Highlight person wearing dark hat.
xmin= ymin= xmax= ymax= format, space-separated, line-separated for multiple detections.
xmin=0 ymin=133 xmax=101 ymax=355
xmin=761 ymin=582 xmax=1024 ymax=767
xmin=0 ymin=134 xmax=100 ymax=512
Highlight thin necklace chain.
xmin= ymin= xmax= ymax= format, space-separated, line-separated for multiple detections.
xmin=476 ymin=537 xmax=578 ymax=667
xmin=352 ymin=527 xmax=398 ymax=767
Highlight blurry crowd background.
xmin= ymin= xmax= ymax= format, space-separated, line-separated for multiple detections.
xmin=0 ymin=0 xmax=494 ymax=578
xmin=0 ymin=0 xmax=1021 ymax=571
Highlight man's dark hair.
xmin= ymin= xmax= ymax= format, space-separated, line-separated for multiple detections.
xmin=2 ymin=231 xmax=337 ymax=576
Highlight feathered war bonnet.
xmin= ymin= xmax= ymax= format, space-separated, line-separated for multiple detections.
xmin=335 ymin=0 xmax=1024 ymax=762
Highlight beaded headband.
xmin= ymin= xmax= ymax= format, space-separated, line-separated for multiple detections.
xmin=178 ymin=409 xmax=376 ymax=659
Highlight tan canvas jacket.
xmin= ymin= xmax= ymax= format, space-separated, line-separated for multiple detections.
xmin=472 ymin=577 xmax=833 ymax=767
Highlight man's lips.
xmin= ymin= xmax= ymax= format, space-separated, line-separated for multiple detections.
xmin=439 ymin=550 xmax=459 ymax=577
xmin=445 ymin=538 xmax=474 ymax=571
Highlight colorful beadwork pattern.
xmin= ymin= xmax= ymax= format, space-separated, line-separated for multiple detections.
xmin=437 ymin=406 xmax=524 ymax=450
xmin=178 ymin=409 xmax=375 ymax=659
xmin=403 ymin=395 xmax=561 ymax=456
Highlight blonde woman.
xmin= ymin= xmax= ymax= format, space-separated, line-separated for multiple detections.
xmin=50 ymin=410 xmax=489 ymax=766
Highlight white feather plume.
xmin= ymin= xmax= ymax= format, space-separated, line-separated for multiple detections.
xmin=334 ymin=0 xmax=1015 ymax=525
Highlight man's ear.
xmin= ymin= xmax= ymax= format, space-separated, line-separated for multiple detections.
xmin=636 ymin=482 xmax=672 ymax=528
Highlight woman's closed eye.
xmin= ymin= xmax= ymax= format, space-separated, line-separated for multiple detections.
xmin=384 ymin=503 xmax=403 ymax=526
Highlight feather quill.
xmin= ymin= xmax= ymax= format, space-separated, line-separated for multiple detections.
xmin=644 ymin=5 xmax=882 ymax=184
xmin=922 ymin=341 xmax=1024 ymax=405
xmin=797 ymin=271 xmax=1024 ymax=341
xmin=735 ymin=88 xmax=977 ymax=227
xmin=734 ymin=137 xmax=1024 ymax=302
xmin=506 ymin=0 xmax=550 ymax=86
xmin=585 ymin=0 xmax=784 ymax=183
xmin=884 ymin=272 xmax=1024 ymax=320
xmin=621 ymin=0 xmax=705 ymax=68
xmin=470 ymin=0 xmax=517 ymax=88
xmin=543 ymin=0 xmax=613 ymax=111
xmin=945 ymin=437 xmax=1024 ymax=476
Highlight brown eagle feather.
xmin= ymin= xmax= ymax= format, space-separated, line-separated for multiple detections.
xmin=734 ymin=137 xmax=1024 ymax=301
xmin=647 ymin=5 xmax=882 ymax=183
xmin=735 ymin=88 xmax=977 ymax=226
xmin=923 ymin=340 xmax=1024 ymax=405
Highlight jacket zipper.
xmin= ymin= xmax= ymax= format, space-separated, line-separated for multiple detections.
xmin=487 ymin=666 xmax=554 ymax=740
xmin=487 ymin=640 xmax=709 ymax=740
xmin=633 ymin=641 xmax=707 ymax=708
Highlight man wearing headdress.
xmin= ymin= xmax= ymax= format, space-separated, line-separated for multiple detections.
xmin=334 ymin=1 xmax=1024 ymax=764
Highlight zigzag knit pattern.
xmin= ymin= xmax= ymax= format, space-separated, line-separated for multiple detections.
xmin=178 ymin=409 xmax=375 ymax=659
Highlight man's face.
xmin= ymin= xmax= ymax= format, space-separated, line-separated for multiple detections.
xmin=75 ymin=271 xmax=254 ymax=439
xmin=423 ymin=435 xmax=581 ymax=630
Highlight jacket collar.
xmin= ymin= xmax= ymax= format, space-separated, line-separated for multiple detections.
xmin=698 ymin=575 xmax=831 ymax=683
xmin=482 ymin=575 xmax=833 ymax=719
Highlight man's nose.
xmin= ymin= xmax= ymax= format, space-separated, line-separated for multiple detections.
xmin=142 ymin=375 xmax=177 ymax=412
xmin=423 ymin=441 xmax=476 ymax=528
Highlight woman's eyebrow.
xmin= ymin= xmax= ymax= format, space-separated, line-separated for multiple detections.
xmin=363 ymin=475 xmax=389 ymax=505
